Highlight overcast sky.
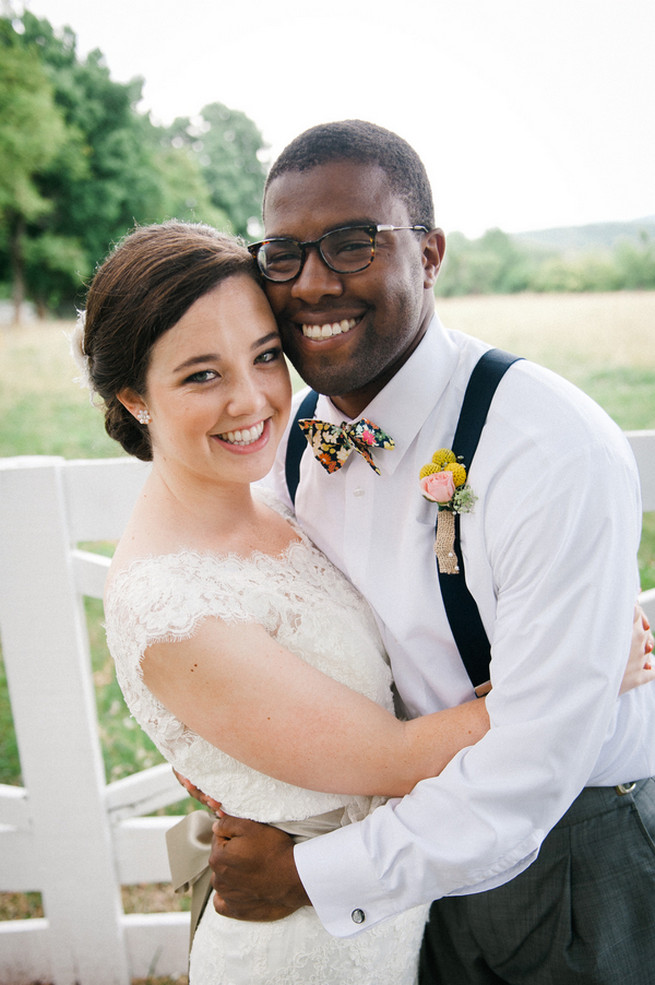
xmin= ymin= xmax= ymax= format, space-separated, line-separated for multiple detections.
xmin=18 ymin=0 xmax=655 ymax=237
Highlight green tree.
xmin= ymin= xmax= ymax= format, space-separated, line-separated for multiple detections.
xmin=436 ymin=229 xmax=534 ymax=296
xmin=167 ymin=102 xmax=268 ymax=238
xmin=614 ymin=234 xmax=655 ymax=290
xmin=0 ymin=12 xmax=270 ymax=316
xmin=17 ymin=13 xmax=163 ymax=305
xmin=529 ymin=252 xmax=621 ymax=293
xmin=0 ymin=21 xmax=71 ymax=320
xmin=3 ymin=12 xmax=202 ymax=312
xmin=149 ymin=142 xmax=232 ymax=233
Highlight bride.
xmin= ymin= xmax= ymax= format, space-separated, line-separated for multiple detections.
xmin=75 ymin=221 xmax=653 ymax=985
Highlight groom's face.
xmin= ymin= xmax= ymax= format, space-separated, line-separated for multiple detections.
xmin=261 ymin=160 xmax=441 ymax=417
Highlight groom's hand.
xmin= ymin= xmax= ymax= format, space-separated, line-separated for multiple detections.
xmin=209 ymin=812 xmax=311 ymax=921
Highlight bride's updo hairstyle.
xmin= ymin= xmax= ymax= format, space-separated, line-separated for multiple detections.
xmin=81 ymin=221 xmax=258 ymax=461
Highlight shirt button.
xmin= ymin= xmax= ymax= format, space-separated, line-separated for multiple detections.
xmin=351 ymin=908 xmax=366 ymax=924
xmin=353 ymin=488 xmax=365 ymax=497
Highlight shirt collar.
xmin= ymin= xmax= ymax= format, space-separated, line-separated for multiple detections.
xmin=315 ymin=314 xmax=459 ymax=475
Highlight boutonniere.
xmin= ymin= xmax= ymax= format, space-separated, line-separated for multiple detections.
xmin=419 ymin=449 xmax=477 ymax=574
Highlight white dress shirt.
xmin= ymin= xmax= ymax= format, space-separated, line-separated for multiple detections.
xmin=268 ymin=314 xmax=654 ymax=937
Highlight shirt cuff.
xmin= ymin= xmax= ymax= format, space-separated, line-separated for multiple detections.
xmin=294 ymin=819 xmax=394 ymax=937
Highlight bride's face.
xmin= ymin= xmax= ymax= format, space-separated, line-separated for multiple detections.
xmin=128 ymin=274 xmax=292 ymax=488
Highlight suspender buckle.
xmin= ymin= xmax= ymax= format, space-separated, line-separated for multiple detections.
xmin=474 ymin=681 xmax=492 ymax=698
xmin=615 ymin=781 xmax=637 ymax=795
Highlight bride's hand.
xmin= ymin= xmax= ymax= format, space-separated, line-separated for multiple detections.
xmin=619 ymin=604 xmax=655 ymax=696
xmin=173 ymin=769 xmax=222 ymax=814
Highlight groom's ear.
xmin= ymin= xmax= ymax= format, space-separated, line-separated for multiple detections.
xmin=422 ymin=229 xmax=446 ymax=289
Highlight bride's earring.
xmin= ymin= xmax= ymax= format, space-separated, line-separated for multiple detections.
xmin=136 ymin=409 xmax=152 ymax=425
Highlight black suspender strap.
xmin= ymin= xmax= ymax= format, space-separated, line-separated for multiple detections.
xmin=286 ymin=389 xmax=319 ymax=506
xmin=283 ymin=348 xmax=522 ymax=695
xmin=437 ymin=348 xmax=522 ymax=695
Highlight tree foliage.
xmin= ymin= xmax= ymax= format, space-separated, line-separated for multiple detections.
xmin=0 ymin=30 xmax=66 ymax=220
xmin=0 ymin=10 xmax=268 ymax=320
xmin=436 ymin=226 xmax=655 ymax=297
xmin=167 ymin=103 xmax=267 ymax=238
xmin=0 ymin=18 xmax=73 ymax=319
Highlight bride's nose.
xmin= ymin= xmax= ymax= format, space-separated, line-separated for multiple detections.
xmin=225 ymin=372 xmax=267 ymax=417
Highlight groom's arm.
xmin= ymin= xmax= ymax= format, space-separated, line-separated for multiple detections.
xmin=209 ymin=813 xmax=310 ymax=921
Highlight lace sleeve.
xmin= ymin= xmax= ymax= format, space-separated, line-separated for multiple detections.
xmin=104 ymin=552 xmax=274 ymax=790
xmin=104 ymin=548 xmax=391 ymax=822
xmin=106 ymin=551 xmax=268 ymax=649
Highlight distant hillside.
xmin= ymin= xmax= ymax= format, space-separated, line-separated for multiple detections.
xmin=512 ymin=216 xmax=655 ymax=255
xmin=436 ymin=217 xmax=655 ymax=295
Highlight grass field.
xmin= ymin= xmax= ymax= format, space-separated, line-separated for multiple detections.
xmin=1 ymin=291 xmax=654 ymax=982
xmin=2 ymin=290 xmax=654 ymax=456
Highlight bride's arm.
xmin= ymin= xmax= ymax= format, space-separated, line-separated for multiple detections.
xmin=143 ymin=602 xmax=653 ymax=800
xmin=141 ymin=617 xmax=488 ymax=798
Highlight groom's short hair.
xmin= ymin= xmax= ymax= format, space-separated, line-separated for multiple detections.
xmin=264 ymin=120 xmax=436 ymax=230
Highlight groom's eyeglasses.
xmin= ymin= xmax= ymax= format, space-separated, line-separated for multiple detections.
xmin=248 ymin=223 xmax=428 ymax=283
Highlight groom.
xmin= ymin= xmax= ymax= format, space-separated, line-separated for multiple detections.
xmin=200 ymin=121 xmax=655 ymax=984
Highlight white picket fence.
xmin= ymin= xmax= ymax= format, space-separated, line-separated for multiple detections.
xmin=0 ymin=457 xmax=189 ymax=985
xmin=1 ymin=435 xmax=654 ymax=985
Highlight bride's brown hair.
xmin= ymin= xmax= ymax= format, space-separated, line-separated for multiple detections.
xmin=82 ymin=221 xmax=259 ymax=461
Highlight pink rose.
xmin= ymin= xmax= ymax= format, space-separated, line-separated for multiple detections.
xmin=420 ymin=471 xmax=456 ymax=503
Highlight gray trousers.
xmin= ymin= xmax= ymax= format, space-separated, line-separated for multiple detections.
xmin=419 ymin=777 xmax=655 ymax=985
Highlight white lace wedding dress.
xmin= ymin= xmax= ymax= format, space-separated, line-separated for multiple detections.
xmin=104 ymin=493 xmax=428 ymax=985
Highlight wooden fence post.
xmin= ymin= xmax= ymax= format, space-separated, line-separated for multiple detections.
xmin=0 ymin=458 xmax=131 ymax=985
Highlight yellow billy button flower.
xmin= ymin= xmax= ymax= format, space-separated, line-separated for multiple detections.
xmin=445 ymin=462 xmax=467 ymax=487
xmin=431 ymin=448 xmax=457 ymax=469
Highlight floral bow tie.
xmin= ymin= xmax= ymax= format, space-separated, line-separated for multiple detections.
xmin=298 ymin=418 xmax=395 ymax=475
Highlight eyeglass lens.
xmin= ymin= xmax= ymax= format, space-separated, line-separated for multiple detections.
xmin=258 ymin=227 xmax=375 ymax=281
